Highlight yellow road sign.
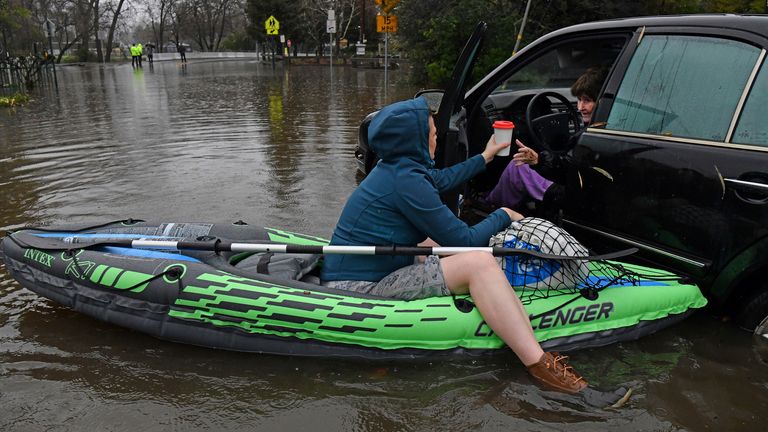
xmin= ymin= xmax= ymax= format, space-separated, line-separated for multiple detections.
xmin=265 ymin=15 xmax=280 ymax=35
xmin=376 ymin=15 xmax=398 ymax=33
xmin=375 ymin=0 xmax=400 ymax=15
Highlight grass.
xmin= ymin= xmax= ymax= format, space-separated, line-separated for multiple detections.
xmin=0 ymin=93 xmax=31 ymax=107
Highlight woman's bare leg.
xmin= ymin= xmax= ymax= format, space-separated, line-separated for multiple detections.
xmin=440 ymin=251 xmax=543 ymax=366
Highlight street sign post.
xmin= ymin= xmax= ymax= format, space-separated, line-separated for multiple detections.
xmin=375 ymin=13 xmax=398 ymax=104
xmin=327 ymin=9 xmax=335 ymax=72
xmin=265 ymin=16 xmax=280 ymax=68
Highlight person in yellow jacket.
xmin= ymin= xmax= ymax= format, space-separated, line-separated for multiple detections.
xmin=137 ymin=43 xmax=143 ymax=67
xmin=130 ymin=43 xmax=138 ymax=67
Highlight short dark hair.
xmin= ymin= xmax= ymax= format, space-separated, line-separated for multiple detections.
xmin=571 ymin=66 xmax=609 ymax=100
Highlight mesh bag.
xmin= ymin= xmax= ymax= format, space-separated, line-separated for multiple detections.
xmin=489 ymin=218 xmax=677 ymax=307
xmin=490 ymin=218 xmax=590 ymax=291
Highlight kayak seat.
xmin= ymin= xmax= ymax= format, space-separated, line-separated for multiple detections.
xmin=236 ymin=252 xmax=321 ymax=283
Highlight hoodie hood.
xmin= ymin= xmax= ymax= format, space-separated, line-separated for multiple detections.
xmin=368 ymin=97 xmax=433 ymax=168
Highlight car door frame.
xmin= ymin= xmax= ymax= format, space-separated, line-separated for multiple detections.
xmin=433 ymin=21 xmax=487 ymax=214
xmin=460 ymin=28 xmax=638 ymax=200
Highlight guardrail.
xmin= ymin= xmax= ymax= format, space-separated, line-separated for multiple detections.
xmin=150 ymin=51 xmax=260 ymax=61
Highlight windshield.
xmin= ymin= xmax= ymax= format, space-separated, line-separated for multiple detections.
xmin=494 ymin=37 xmax=627 ymax=93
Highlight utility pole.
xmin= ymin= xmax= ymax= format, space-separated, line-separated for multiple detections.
xmin=513 ymin=0 xmax=532 ymax=56
xmin=360 ymin=0 xmax=365 ymax=42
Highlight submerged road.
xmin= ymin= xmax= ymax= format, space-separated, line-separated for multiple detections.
xmin=0 ymin=60 xmax=766 ymax=431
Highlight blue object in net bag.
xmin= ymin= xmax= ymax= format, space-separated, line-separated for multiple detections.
xmin=489 ymin=218 xmax=590 ymax=290
xmin=502 ymin=235 xmax=564 ymax=287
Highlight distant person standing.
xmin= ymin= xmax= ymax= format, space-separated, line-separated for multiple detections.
xmin=130 ymin=43 xmax=138 ymax=67
xmin=137 ymin=43 xmax=143 ymax=67
xmin=178 ymin=43 xmax=187 ymax=63
xmin=146 ymin=44 xmax=154 ymax=64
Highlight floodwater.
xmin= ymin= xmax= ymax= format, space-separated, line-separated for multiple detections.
xmin=1 ymin=60 xmax=767 ymax=431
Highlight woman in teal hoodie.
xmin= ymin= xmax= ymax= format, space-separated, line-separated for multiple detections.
xmin=321 ymin=97 xmax=586 ymax=394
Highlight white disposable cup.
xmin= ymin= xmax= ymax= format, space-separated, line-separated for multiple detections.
xmin=493 ymin=120 xmax=515 ymax=156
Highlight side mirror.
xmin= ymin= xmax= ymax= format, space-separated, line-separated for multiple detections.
xmin=415 ymin=89 xmax=444 ymax=114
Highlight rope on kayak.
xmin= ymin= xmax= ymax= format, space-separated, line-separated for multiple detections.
xmin=490 ymin=218 xmax=685 ymax=308
xmin=119 ymin=265 xmax=186 ymax=292
xmin=525 ymin=260 xmax=639 ymax=320
xmin=60 ymin=248 xmax=185 ymax=292
xmin=8 ymin=218 xmax=145 ymax=234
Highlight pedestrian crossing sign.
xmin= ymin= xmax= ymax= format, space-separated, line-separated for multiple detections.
xmin=265 ymin=16 xmax=280 ymax=35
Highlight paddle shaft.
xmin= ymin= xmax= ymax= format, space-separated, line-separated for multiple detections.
xmin=134 ymin=239 xmax=507 ymax=255
xmin=120 ymin=239 xmax=636 ymax=261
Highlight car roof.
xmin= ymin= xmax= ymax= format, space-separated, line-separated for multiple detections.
xmin=468 ymin=14 xmax=768 ymax=96
xmin=553 ymin=14 xmax=768 ymax=39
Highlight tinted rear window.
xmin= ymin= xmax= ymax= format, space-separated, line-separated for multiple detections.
xmin=606 ymin=35 xmax=760 ymax=141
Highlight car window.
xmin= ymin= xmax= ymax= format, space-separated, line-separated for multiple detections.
xmin=606 ymin=35 xmax=760 ymax=141
xmin=733 ymin=59 xmax=768 ymax=146
xmin=493 ymin=38 xmax=626 ymax=93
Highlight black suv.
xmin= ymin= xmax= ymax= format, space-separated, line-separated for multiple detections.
xmin=355 ymin=15 xmax=768 ymax=332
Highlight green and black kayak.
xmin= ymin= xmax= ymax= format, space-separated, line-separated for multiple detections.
xmin=0 ymin=219 xmax=707 ymax=359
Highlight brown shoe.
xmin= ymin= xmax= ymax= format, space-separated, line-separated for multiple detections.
xmin=527 ymin=352 xmax=587 ymax=394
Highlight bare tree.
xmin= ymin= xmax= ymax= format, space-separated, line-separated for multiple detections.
xmin=102 ymin=0 xmax=125 ymax=61
xmin=146 ymin=0 xmax=174 ymax=52
xmin=186 ymin=0 xmax=240 ymax=51
xmin=24 ymin=0 xmax=98 ymax=62
xmin=92 ymin=0 xmax=101 ymax=61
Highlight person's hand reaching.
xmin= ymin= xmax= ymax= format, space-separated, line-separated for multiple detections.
xmin=481 ymin=136 xmax=512 ymax=163
xmin=512 ymin=140 xmax=539 ymax=166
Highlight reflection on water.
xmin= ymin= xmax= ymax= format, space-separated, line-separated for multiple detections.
xmin=1 ymin=61 xmax=767 ymax=431
xmin=0 ymin=61 xmax=412 ymax=232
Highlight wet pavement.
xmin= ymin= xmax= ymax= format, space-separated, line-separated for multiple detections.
xmin=1 ymin=60 xmax=767 ymax=431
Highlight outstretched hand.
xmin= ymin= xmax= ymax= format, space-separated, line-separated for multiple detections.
xmin=481 ymin=136 xmax=511 ymax=163
xmin=512 ymin=139 xmax=539 ymax=166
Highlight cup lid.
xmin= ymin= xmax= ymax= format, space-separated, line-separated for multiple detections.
xmin=492 ymin=120 xmax=515 ymax=129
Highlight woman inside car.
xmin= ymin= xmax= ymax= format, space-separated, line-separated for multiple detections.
xmin=485 ymin=66 xmax=609 ymax=212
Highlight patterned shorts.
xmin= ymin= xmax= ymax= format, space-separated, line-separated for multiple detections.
xmin=323 ymin=255 xmax=450 ymax=301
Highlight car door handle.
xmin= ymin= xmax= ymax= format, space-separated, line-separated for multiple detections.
xmin=725 ymin=178 xmax=768 ymax=192
xmin=725 ymin=177 xmax=768 ymax=204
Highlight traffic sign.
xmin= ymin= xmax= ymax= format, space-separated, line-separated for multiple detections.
xmin=375 ymin=0 xmax=400 ymax=15
xmin=376 ymin=15 xmax=398 ymax=33
xmin=327 ymin=19 xmax=336 ymax=33
xmin=265 ymin=15 xmax=280 ymax=35
xmin=43 ymin=19 xmax=56 ymax=38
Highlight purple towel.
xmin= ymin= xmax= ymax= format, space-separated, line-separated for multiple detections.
xmin=486 ymin=163 xmax=553 ymax=208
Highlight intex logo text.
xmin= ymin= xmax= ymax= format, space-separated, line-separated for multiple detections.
xmin=23 ymin=248 xmax=54 ymax=268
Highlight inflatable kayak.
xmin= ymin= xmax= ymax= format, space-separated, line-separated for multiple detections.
xmin=0 ymin=219 xmax=707 ymax=359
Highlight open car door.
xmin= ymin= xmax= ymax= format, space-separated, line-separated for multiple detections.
xmin=426 ymin=21 xmax=487 ymax=214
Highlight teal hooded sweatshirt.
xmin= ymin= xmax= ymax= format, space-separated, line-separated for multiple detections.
xmin=321 ymin=97 xmax=511 ymax=283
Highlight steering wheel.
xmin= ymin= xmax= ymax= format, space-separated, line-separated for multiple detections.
xmin=525 ymin=91 xmax=582 ymax=152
